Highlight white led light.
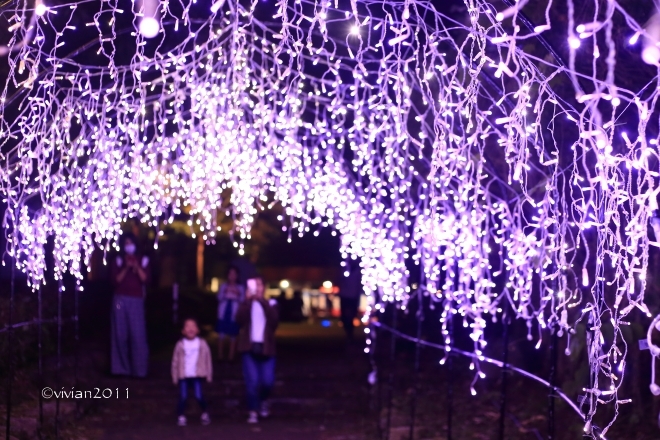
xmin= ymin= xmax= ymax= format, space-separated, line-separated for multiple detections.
xmin=139 ymin=17 xmax=160 ymax=38
xmin=35 ymin=1 xmax=48 ymax=16
xmin=210 ymin=0 xmax=225 ymax=14
xmin=629 ymin=32 xmax=641 ymax=45
xmin=642 ymin=46 xmax=660 ymax=66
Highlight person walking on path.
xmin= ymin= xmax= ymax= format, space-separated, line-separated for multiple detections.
xmin=339 ymin=259 xmax=362 ymax=343
xmin=110 ymin=232 xmax=150 ymax=377
xmin=171 ymin=318 xmax=213 ymax=426
xmin=216 ymin=265 xmax=245 ymax=361
xmin=236 ymin=276 xmax=279 ymax=424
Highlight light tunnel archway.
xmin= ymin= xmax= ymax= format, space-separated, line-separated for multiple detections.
xmin=1 ymin=0 xmax=660 ymax=435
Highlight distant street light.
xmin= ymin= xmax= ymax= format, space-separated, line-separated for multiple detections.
xmin=280 ymin=279 xmax=290 ymax=289
xmin=322 ymin=280 xmax=333 ymax=289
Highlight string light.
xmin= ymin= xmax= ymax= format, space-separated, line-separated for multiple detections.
xmin=34 ymin=1 xmax=48 ymax=16
xmin=0 ymin=0 xmax=658 ymax=434
xmin=139 ymin=17 xmax=160 ymax=39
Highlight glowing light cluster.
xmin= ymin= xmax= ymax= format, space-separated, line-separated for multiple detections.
xmin=1 ymin=0 xmax=660 ymax=435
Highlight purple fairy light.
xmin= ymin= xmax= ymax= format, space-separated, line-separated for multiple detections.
xmin=1 ymin=0 xmax=659 ymax=433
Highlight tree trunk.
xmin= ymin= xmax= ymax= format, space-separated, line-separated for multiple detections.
xmin=196 ymin=234 xmax=204 ymax=288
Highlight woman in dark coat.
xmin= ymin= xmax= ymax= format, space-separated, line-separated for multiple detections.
xmin=110 ymin=232 xmax=150 ymax=377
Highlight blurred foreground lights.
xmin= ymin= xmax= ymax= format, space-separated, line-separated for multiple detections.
xmin=279 ymin=279 xmax=290 ymax=289
xmin=210 ymin=0 xmax=225 ymax=14
xmin=642 ymin=14 xmax=660 ymax=65
xmin=35 ymin=1 xmax=48 ymax=16
xmin=642 ymin=45 xmax=660 ymax=66
xmin=322 ymin=280 xmax=332 ymax=289
xmin=139 ymin=17 xmax=160 ymax=38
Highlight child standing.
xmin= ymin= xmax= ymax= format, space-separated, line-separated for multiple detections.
xmin=171 ymin=318 xmax=213 ymax=426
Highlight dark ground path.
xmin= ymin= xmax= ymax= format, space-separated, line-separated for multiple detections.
xmin=77 ymin=322 xmax=373 ymax=440
xmin=5 ymin=282 xmax=653 ymax=440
